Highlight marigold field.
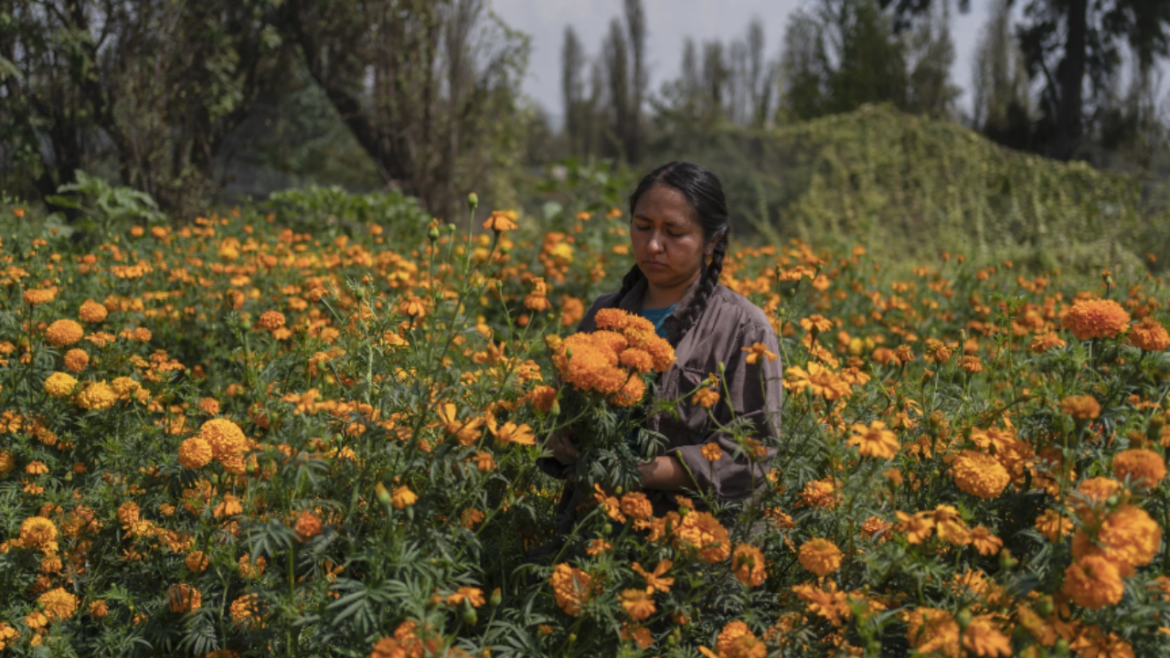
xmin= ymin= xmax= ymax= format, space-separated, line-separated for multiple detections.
xmin=3 ymin=182 xmax=1170 ymax=658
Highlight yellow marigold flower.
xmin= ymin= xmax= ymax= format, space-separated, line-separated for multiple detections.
xmin=25 ymin=461 xmax=48 ymax=475
xmin=799 ymin=478 xmax=841 ymax=510
xmin=619 ymin=588 xmax=655 ymax=621
xmin=631 ymin=559 xmax=674 ymax=593
xmin=674 ymin=511 xmax=731 ymax=563
xmin=44 ymin=372 xmax=78 ymax=398
xmin=293 ymin=510 xmax=323 ymax=541
xmin=213 ymin=494 xmax=243 ymax=518
xmin=846 ymin=420 xmax=899 ymax=459
xmin=178 ymin=437 xmax=213 ymax=469
xmin=951 ymin=450 xmax=1010 ymax=499
xmin=391 ymin=485 xmax=417 ymax=510
xmin=257 ymin=310 xmax=286 ymax=331
xmin=798 ymin=538 xmax=843 ymax=577
xmin=63 ymin=348 xmax=88 ymax=373
xmin=1061 ymin=394 xmax=1101 ymax=421
xmin=1062 ymin=298 xmax=1130 ymax=340
xmin=742 ymin=342 xmax=778 ymax=365
xmin=111 ymin=377 xmax=141 ymax=398
xmin=199 ymin=418 xmax=247 ymax=461
xmin=75 ymin=381 xmax=117 ymax=411
xmin=78 ymin=299 xmax=108 ymax=322
xmin=483 ymin=210 xmax=519 ymax=232
xmin=398 ymin=297 xmax=427 ymax=319
xmin=1128 ymin=316 xmax=1170 ymax=352
xmin=1113 ymin=448 xmax=1167 ymax=487
xmin=20 ymin=516 xmax=58 ymax=550
xmin=1063 ymin=554 xmax=1124 ymax=609
xmin=38 ymin=587 xmax=78 ymax=621
xmin=166 ymin=583 xmax=202 ymax=613
xmin=45 ymin=319 xmax=84 ymax=347
xmin=549 ymin=563 xmax=594 ymax=616
xmin=961 ymin=615 xmax=1012 ymax=657
xmin=23 ymin=288 xmax=56 ymax=305
xmin=692 ymin=386 xmax=720 ymax=408
xmin=0 ymin=622 xmax=20 ymax=650
xmin=619 ymin=491 xmax=653 ymax=521
xmin=732 ymin=543 xmax=767 ymax=587
xmin=895 ymin=510 xmax=934 ymax=544
xmin=784 ymin=362 xmax=852 ymax=401
xmin=903 ymin=608 xmax=959 ymax=658
xmin=1030 ymin=331 xmax=1066 ymax=353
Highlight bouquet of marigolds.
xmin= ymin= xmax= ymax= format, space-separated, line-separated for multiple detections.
xmin=546 ymin=307 xmax=676 ymax=491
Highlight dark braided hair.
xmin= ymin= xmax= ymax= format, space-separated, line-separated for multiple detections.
xmin=617 ymin=161 xmax=730 ymax=346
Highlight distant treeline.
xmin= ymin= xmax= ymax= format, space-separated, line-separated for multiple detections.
xmin=2 ymin=0 xmax=1169 ymax=224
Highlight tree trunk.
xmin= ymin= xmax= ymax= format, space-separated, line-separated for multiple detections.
xmin=1054 ymin=0 xmax=1087 ymax=160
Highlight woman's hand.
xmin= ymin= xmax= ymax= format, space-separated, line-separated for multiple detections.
xmin=545 ymin=431 xmax=580 ymax=465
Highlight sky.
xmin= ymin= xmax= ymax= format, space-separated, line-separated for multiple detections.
xmin=490 ymin=0 xmax=994 ymax=126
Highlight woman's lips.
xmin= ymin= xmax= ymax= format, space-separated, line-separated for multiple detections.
xmin=642 ymin=261 xmax=667 ymax=269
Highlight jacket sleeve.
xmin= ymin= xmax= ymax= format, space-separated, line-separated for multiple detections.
xmin=664 ymin=322 xmax=784 ymax=500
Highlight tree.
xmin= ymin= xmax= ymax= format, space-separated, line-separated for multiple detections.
xmin=287 ymin=0 xmax=529 ymax=220
xmin=561 ymin=26 xmax=586 ymax=155
xmin=970 ymin=0 xmax=1033 ymax=149
xmin=0 ymin=0 xmax=286 ymax=212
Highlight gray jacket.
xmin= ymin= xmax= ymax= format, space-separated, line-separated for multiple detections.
xmin=538 ymin=274 xmax=784 ymax=514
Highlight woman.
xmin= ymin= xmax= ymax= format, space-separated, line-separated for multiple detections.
xmin=537 ymin=161 xmax=784 ymax=536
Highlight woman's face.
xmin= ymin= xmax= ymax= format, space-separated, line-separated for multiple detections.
xmin=631 ymin=184 xmax=710 ymax=294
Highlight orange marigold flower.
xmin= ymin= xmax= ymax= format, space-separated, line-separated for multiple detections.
xmin=1113 ymin=448 xmax=1167 ymax=487
xmin=78 ymin=299 xmax=108 ymax=322
xmin=609 ymin=374 xmax=647 ymax=407
xmin=527 ymin=385 xmax=557 ymax=414
xmin=618 ymin=348 xmax=654 ymax=373
xmin=88 ymin=600 xmax=108 ymax=618
xmin=25 ymin=461 xmax=48 ymax=475
xmin=970 ymin=526 xmax=1003 ymax=556
xmin=586 ymin=538 xmax=611 ymax=556
xmin=895 ymin=510 xmax=935 ymax=544
xmin=1030 ymin=331 xmax=1066 ymax=353
xmin=798 ymin=538 xmax=843 ymax=577
xmin=1063 ymin=555 xmax=1124 ymax=609
xmin=1061 ymin=394 xmax=1101 ymax=421
xmin=1128 ymin=316 xmax=1170 ymax=352
xmin=446 ymin=587 xmax=485 ymax=608
xmin=627 ymin=560 xmax=672 ymax=595
xmin=483 ymin=210 xmax=519 ymax=232
xmin=961 ymin=615 xmax=1012 ymax=658
xmin=293 ymin=510 xmax=323 ymax=541
xmin=492 ymin=421 xmax=535 ymax=446
xmin=560 ymin=296 xmax=585 ymax=327
xmin=166 ymin=583 xmax=202 ymax=613
xmin=185 ymin=550 xmax=209 ymax=573
xmin=178 ymin=437 xmax=214 ymax=469
xmin=619 ymin=491 xmax=653 ymax=521
xmin=75 ymin=381 xmax=118 ymax=411
xmin=674 ymin=511 xmax=731 ymax=563
xmin=20 ymin=516 xmax=58 ymax=550
xmin=846 ymin=420 xmax=899 ymax=459
xmin=0 ymin=451 xmax=15 ymax=476
xmin=44 ymin=372 xmax=78 ymax=398
xmin=548 ymin=563 xmax=594 ymax=616
xmin=229 ymin=593 xmax=263 ymax=629
xmin=701 ymin=443 xmax=723 ymax=462
xmin=257 ymin=310 xmax=286 ymax=331
xmin=391 ymin=486 xmax=418 ymax=510
xmin=63 ymin=348 xmax=88 ymax=373
xmin=693 ymin=386 xmax=720 ymax=408
xmin=951 ymin=450 xmax=1010 ymax=499
xmin=1072 ymin=504 xmax=1162 ymax=576
xmin=45 ymin=319 xmax=84 ymax=347
xmin=23 ymin=288 xmax=56 ymax=306
xmin=732 ymin=543 xmax=767 ymax=587
xmin=38 ymin=587 xmax=78 ymax=621
xmin=1035 ymin=509 xmax=1072 ymax=542
xmin=199 ymin=418 xmax=247 ymax=461
xmin=742 ymin=342 xmax=778 ymax=365
xmin=903 ymin=608 xmax=959 ymax=658
xmin=619 ymin=589 xmax=655 ymax=621
xmin=1062 ymin=298 xmax=1130 ymax=340
xmin=213 ymin=494 xmax=243 ymax=518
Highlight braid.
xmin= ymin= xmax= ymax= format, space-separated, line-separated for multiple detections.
xmin=667 ymin=231 xmax=727 ymax=346
xmin=613 ymin=264 xmax=645 ymax=308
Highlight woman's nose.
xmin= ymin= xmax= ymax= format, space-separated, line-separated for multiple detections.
xmin=646 ymin=232 xmax=663 ymax=253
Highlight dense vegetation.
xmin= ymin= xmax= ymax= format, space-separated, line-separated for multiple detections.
xmin=2 ymin=177 xmax=1170 ymax=657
